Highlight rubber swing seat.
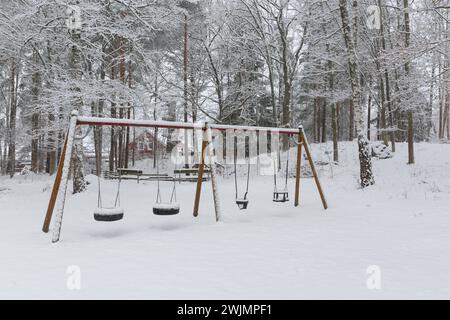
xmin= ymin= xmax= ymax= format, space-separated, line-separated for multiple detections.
xmin=94 ymin=207 xmax=124 ymax=222
xmin=273 ymin=191 xmax=289 ymax=203
xmin=236 ymin=198 xmax=249 ymax=210
xmin=153 ymin=203 xmax=180 ymax=216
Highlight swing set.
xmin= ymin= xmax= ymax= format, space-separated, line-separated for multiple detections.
xmin=42 ymin=110 xmax=328 ymax=243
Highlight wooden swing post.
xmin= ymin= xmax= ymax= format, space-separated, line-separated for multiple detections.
xmin=205 ymin=123 xmax=222 ymax=222
xmin=300 ymin=128 xmax=328 ymax=210
xmin=294 ymin=128 xmax=303 ymax=207
xmin=193 ymin=123 xmax=222 ymax=221
xmin=193 ymin=127 xmax=208 ymax=217
xmin=50 ymin=111 xmax=79 ymax=242
xmin=42 ymin=132 xmax=69 ymax=233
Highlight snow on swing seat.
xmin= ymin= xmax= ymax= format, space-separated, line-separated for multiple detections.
xmin=93 ymin=207 xmax=124 ymax=222
xmin=236 ymin=198 xmax=249 ymax=210
xmin=153 ymin=203 xmax=180 ymax=216
xmin=273 ymin=189 xmax=289 ymax=203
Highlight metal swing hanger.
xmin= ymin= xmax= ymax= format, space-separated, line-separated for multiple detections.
xmin=94 ymin=159 xmax=124 ymax=222
xmin=273 ymin=146 xmax=290 ymax=203
xmin=234 ymin=137 xmax=250 ymax=210
xmin=153 ymin=129 xmax=180 ymax=216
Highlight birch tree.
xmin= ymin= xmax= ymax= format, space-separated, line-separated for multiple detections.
xmin=339 ymin=0 xmax=375 ymax=187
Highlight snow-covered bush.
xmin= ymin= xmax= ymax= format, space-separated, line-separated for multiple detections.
xmin=20 ymin=166 xmax=30 ymax=175
xmin=371 ymin=142 xmax=393 ymax=159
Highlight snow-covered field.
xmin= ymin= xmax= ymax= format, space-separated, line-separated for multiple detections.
xmin=1 ymin=142 xmax=449 ymax=299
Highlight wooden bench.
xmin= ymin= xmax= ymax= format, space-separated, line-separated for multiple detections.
xmin=174 ymin=168 xmax=211 ymax=175
xmin=117 ymin=168 xmax=143 ymax=183
xmin=174 ymin=176 xmax=210 ymax=182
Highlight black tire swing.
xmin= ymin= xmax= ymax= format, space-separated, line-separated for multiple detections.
xmin=94 ymin=173 xmax=124 ymax=222
xmin=273 ymin=147 xmax=290 ymax=203
xmin=152 ymin=135 xmax=180 ymax=216
xmin=234 ymin=136 xmax=251 ymax=210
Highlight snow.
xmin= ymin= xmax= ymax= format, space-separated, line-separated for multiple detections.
xmin=0 ymin=142 xmax=450 ymax=299
xmin=93 ymin=207 xmax=124 ymax=215
xmin=153 ymin=203 xmax=180 ymax=210
xmin=77 ymin=116 xmax=301 ymax=134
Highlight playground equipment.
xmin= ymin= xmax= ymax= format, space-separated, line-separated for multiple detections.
xmin=233 ymin=136 xmax=251 ymax=210
xmin=94 ymin=172 xmax=124 ymax=222
xmin=153 ymin=133 xmax=180 ymax=216
xmin=273 ymin=147 xmax=290 ymax=203
xmin=42 ymin=111 xmax=328 ymax=243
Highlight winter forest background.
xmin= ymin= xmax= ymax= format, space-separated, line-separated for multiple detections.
xmin=0 ymin=0 xmax=449 ymax=184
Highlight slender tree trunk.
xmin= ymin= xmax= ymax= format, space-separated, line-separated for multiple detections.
xmin=31 ymin=50 xmax=40 ymax=173
xmin=313 ymin=98 xmax=318 ymax=142
xmin=336 ymin=103 xmax=341 ymax=140
xmin=332 ymin=103 xmax=338 ymax=162
xmin=281 ymin=47 xmax=291 ymax=151
xmin=339 ymin=0 xmax=375 ymax=187
xmin=48 ymin=112 xmax=57 ymax=175
xmin=443 ymin=95 xmax=449 ymax=139
xmin=316 ymin=97 xmax=321 ymax=142
xmin=183 ymin=13 xmax=189 ymax=168
xmin=349 ymin=99 xmax=354 ymax=141
xmin=377 ymin=0 xmax=396 ymax=150
xmin=321 ymin=99 xmax=326 ymax=143
xmin=367 ymin=93 xmax=372 ymax=140
xmin=439 ymin=65 xmax=444 ymax=139
xmin=125 ymin=60 xmax=132 ymax=168
xmin=94 ymin=61 xmax=105 ymax=176
xmin=428 ymin=56 xmax=435 ymax=141
xmin=7 ymin=61 xmax=17 ymax=178
xmin=447 ymin=102 xmax=450 ymax=139
xmin=118 ymin=42 xmax=126 ymax=169
xmin=110 ymin=65 xmax=116 ymax=172
xmin=379 ymin=76 xmax=389 ymax=145
xmin=70 ymin=31 xmax=86 ymax=194
xmin=403 ymin=0 xmax=414 ymax=164
xmin=47 ymin=43 xmax=57 ymax=175
xmin=153 ymin=73 xmax=158 ymax=169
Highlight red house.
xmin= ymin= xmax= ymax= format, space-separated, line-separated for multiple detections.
xmin=128 ymin=130 xmax=166 ymax=161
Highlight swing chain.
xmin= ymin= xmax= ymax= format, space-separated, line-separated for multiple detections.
xmin=233 ymin=134 xmax=251 ymax=200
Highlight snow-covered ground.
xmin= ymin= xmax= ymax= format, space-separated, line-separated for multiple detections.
xmin=1 ymin=142 xmax=449 ymax=299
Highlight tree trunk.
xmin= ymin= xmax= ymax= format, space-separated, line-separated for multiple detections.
xmin=379 ymin=76 xmax=389 ymax=145
xmin=47 ymin=43 xmax=57 ymax=175
xmin=69 ymin=31 xmax=86 ymax=193
xmin=377 ymin=0 xmax=395 ymax=150
xmin=339 ymin=0 xmax=375 ymax=187
xmin=403 ymin=0 xmax=414 ymax=164
xmin=48 ymin=111 xmax=57 ymax=175
xmin=153 ymin=73 xmax=158 ymax=169
xmin=332 ymin=104 xmax=339 ymax=162
xmin=183 ymin=13 xmax=189 ymax=168
xmin=349 ymin=99 xmax=354 ymax=141
xmin=367 ymin=92 xmax=372 ymax=140
xmin=336 ymin=103 xmax=341 ymax=140
xmin=313 ymin=98 xmax=318 ymax=142
xmin=110 ymin=65 xmax=116 ymax=172
xmin=281 ymin=44 xmax=291 ymax=151
xmin=118 ymin=42 xmax=126 ymax=169
xmin=125 ymin=60 xmax=132 ymax=168
xmin=321 ymin=99 xmax=326 ymax=143
xmin=94 ymin=62 xmax=105 ymax=176
xmin=31 ymin=51 xmax=41 ymax=173
xmin=7 ymin=61 xmax=17 ymax=178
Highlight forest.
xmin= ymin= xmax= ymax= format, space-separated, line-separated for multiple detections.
xmin=2 ymin=0 xmax=450 ymax=300
xmin=0 ymin=0 xmax=449 ymax=186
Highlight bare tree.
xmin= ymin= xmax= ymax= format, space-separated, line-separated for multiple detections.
xmin=339 ymin=0 xmax=374 ymax=187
